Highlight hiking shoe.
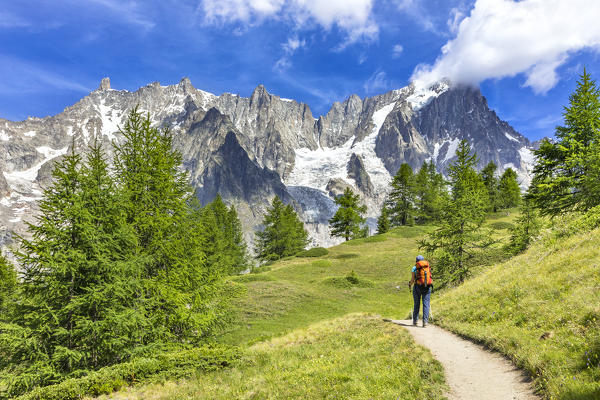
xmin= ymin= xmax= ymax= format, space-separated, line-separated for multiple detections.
xmin=422 ymin=322 xmax=427 ymax=328
xmin=412 ymin=321 xmax=417 ymax=326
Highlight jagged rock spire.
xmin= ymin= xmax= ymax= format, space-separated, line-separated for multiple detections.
xmin=99 ymin=77 xmax=111 ymax=91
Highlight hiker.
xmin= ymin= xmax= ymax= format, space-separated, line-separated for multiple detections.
xmin=408 ymin=255 xmax=433 ymax=327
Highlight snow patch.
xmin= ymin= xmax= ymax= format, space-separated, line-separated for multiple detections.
xmin=0 ymin=131 xmax=10 ymax=141
xmin=99 ymin=100 xmax=120 ymax=141
xmin=3 ymin=146 xmax=69 ymax=185
xmin=504 ymin=132 xmax=519 ymax=142
xmin=285 ymin=102 xmax=395 ymax=193
xmin=406 ymin=81 xmax=449 ymax=111
xmin=280 ymin=98 xmax=294 ymax=103
xmin=66 ymin=126 xmax=74 ymax=136
xmin=432 ymin=142 xmax=441 ymax=162
xmin=503 ymin=163 xmax=516 ymax=170
xmin=518 ymin=146 xmax=535 ymax=167
xmin=23 ymin=130 xmax=36 ymax=137
xmin=443 ymin=138 xmax=461 ymax=162
xmin=9 ymin=217 xmax=21 ymax=223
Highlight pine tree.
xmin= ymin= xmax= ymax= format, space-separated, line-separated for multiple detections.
xmin=426 ymin=161 xmax=448 ymax=222
xmin=0 ymin=252 xmax=16 ymax=313
xmin=255 ymin=196 xmax=308 ymax=261
xmin=201 ymin=195 xmax=249 ymax=275
xmin=413 ymin=161 xmax=448 ymax=223
xmin=530 ymin=68 xmax=600 ymax=215
xmin=388 ymin=163 xmax=415 ymax=226
xmin=113 ymin=107 xmax=227 ymax=342
xmin=329 ymin=187 xmax=367 ymax=241
xmin=11 ymin=142 xmax=144 ymax=379
xmin=498 ymin=168 xmax=521 ymax=209
xmin=508 ymin=196 xmax=542 ymax=253
xmin=376 ymin=205 xmax=390 ymax=234
xmin=413 ymin=163 xmax=430 ymax=223
xmin=420 ymin=141 xmax=491 ymax=286
xmin=480 ymin=161 xmax=499 ymax=212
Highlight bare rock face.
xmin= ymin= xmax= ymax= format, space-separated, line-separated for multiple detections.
xmin=0 ymin=77 xmax=534 ymax=250
xmin=375 ymin=102 xmax=428 ymax=175
xmin=347 ymin=153 xmax=374 ymax=196
xmin=326 ymin=178 xmax=354 ymax=199
xmin=99 ymin=77 xmax=111 ymax=91
xmin=417 ymin=86 xmax=532 ymax=179
xmin=0 ymin=174 xmax=9 ymax=198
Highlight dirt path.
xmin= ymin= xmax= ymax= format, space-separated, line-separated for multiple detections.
xmin=385 ymin=319 xmax=540 ymax=400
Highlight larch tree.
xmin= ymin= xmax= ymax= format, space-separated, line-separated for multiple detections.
xmin=329 ymin=187 xmax=367 ymax=241
xmin=420 ymin=140 xmax=492 ymax=286
xmin=530 ymin=68 xmax=600 ymax=215
xmin=255 ymin=196 xmax=308 ymax=261
xmin=388 ymin=163 xmax=415 ymax=226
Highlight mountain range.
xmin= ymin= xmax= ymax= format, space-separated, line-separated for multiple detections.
xmin=0 ymin=77 xmax=535 ymax=249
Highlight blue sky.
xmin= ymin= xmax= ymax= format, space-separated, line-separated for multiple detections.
xmin=1 ymin=0 xmax=599 ymax=141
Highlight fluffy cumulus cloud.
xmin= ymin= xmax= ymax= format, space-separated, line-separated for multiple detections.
xmin=200 ymin=0 xmax=377 ymax=44
xmin=412 ymin=0 xmax=600 ymax=94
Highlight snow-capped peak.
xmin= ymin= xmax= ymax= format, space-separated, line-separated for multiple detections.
xmin=406 ymin=80 xmax=450 ymax=111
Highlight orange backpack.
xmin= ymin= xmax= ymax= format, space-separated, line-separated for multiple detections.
xmin=415 ymin=260 xmax=433 ymax=286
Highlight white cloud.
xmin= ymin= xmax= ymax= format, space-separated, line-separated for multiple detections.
xmin=394 ymin=0 xmax=435 ymax=32
xmin=200 ymin=0 xmax=377 ymax=45
xmin=86 ymin=0 xmax=156 ymax=30
xmin=363 ymin=70 xmax=391 ymax=94
xmin=392 ymin=44 xmax=403 ymax=58
xmin=412 ymin=0 xmax=600 ymax=94
xmin=274 ymin=35 xmax=306 ymax=71
xmin=283 ymin=36 xmax=306 ymax=53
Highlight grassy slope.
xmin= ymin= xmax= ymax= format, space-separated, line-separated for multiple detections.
xmin=95 ymin=225 xmax=448 ymax=399
xmin=220 ymin=226 xmax=432 ymax=346
xmin=101 ymin=314 xmax=446 ymax=400
xmin=435 ymin=228 xmax=600 ymax=400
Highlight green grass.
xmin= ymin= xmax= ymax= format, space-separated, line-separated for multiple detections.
xmin=96 ymin=314 xmax=446 ymax=400
xmin=85 ymin=225 xmax=446 ymax=399
xmin=218 ymin=226 xmax=426 ymax=346
xmin=80 ymin=210 xmax=600 ymax=400
xmin=435 ymin=227 xmax=600 ymax=400
xmin=296 ymin=247 xmax=329 ymax=257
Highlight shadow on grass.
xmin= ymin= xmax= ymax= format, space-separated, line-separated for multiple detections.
xmin=333 ymin=253 xmax=360 ymax=260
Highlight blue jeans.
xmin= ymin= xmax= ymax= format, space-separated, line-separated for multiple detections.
xmin=412 ymin=285 xmax=431 ymax=324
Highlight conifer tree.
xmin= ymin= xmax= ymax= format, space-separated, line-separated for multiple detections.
xmin=376 ymin=205 xmax=390 ymax=234
xmin=530 ymin=68 xmax=600 ymax=214
xmin=420 ymin=140 xmax=491 ymax=286
xmin=498 ymin=168 xmax=521 ymax=209
xmin=508 ymin=196 xmax=542 ymax=253
xmin=10 ymin=142 xmax=144 ymax=379
xmin=413 ymin=161 xmax=448 ymax=223
xmin=388 ymin=163 xmax=415 ymax=226
xmin=480 ymin=161 xmax=499 ymax=212
xmin=0 ymin=252 xmax=16 ymax=313
xmin=255 ymin=196 xmax=308 ymax=261
xmin=201 ymin=195 xmax=248 ymax=274
xmin=113 ymin=107 xmax=227 ymax=342
xmin=329 ymin=187 xmax=367 ymax=241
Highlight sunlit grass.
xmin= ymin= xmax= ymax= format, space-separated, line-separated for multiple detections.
xmin=97 ymin=314 xmax=446 ymax=400
xmin=435 ymin=226 xmax=600 ymax=400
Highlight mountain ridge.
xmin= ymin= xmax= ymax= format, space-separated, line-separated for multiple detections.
xmin=0 ymin=77 xmax=535 ymax=249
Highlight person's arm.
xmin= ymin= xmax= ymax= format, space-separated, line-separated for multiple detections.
xmin=408 ymin=271 xmax=416 ymax=290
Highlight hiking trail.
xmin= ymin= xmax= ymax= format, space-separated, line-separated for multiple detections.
xmin=385 ymin=319 xmax=540 ymax=400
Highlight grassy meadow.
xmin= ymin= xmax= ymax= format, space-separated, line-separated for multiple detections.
xmin=66 ymin=208 xmax=599 ymax=400
xmin=90 ymin=225 xmax=448 ymax=400
xmin=435 ymin=226 xmax=600 ymax=400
